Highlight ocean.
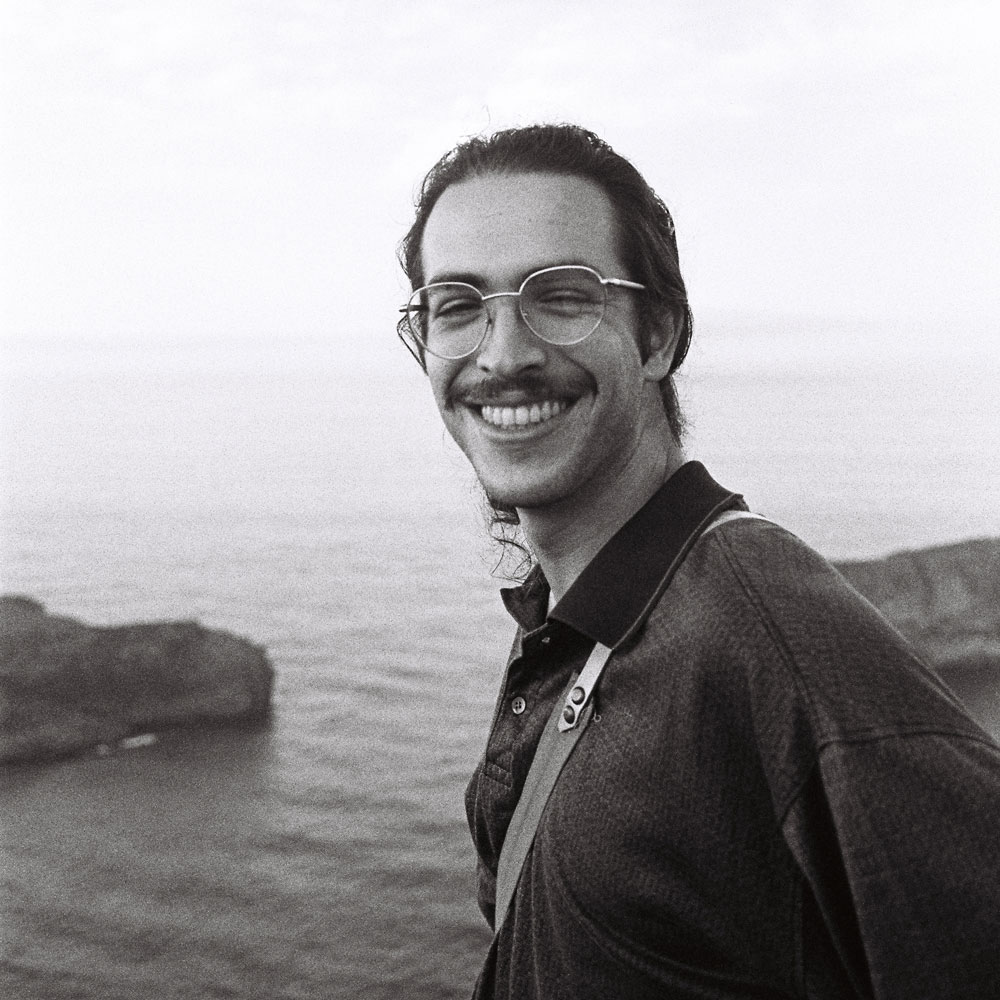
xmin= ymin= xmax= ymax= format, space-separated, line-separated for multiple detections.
xmin=2 ymin=327 xmax=998 ymax=998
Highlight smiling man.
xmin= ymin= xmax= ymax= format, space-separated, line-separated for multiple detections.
xmin=397 ymin=125 xmax=1000 ymax=1000
xmin=417 ymin=169 xmax=680 ymax=598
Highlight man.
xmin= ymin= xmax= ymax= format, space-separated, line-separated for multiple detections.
xmin=397 ymin=124 xmax=1000 ymax=999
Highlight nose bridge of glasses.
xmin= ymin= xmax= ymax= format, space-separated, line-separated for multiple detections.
xmin=480 ymin=289 xmax=522 ymax=307
xmin=475 ymin=289 xmax=550 ymax=366
xmin=480 ymin=289 xmax=529 ymax=330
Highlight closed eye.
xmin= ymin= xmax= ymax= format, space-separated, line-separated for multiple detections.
xmin=532 ymin=289 xmax=598 ymax=315
xmin=432 ymin=295 xmax=483 ymax=320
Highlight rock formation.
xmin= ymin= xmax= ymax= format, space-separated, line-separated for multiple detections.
xmin=0 ymin=595 xmax=274 ymax=764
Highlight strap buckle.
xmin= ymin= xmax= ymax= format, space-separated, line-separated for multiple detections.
xmin=557 ymin=642 xmax=613 ymax=732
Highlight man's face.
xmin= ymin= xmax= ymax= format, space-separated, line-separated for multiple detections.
xmin=419 ymin=171 xmax=672 ymax=514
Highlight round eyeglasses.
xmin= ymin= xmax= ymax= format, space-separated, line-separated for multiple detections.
xmin=399 ymin=265 xmax=646 ymax=361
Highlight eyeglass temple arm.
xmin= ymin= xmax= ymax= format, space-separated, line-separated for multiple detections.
xmin=397 ymin=304 xmax=429 ymax=368
xmin=397 ymin=325 xmax=427 ymax=369
xmin=603 ymin=278 xmax=646 ymax=290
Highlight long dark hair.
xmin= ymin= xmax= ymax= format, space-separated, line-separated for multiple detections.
xmin=397 ymin=124 xmax=692 ymax=573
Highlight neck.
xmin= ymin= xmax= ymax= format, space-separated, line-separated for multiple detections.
xmin=519 ymin=442 xmax=687 ymax=605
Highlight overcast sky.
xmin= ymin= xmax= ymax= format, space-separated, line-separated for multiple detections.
xmin=2 ymin=0 xmax=998 ymax=355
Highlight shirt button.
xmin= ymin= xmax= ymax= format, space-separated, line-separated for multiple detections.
xmin=511 ymin=696 xmax=527 ymax=715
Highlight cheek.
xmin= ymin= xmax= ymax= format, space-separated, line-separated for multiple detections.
xmin=425 ymin=360 xmax=458 ymax=411
xmin=427 ymin=355 xmax=451 ymax=405
xmin=588 ymin=331 xmax=645 ymax=390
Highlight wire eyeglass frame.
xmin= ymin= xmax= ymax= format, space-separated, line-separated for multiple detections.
xmin=398 ymin=264 xmax=646 ymax=361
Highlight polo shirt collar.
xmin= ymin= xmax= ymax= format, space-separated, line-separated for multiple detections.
xmin=500 ymin=462 xmax=744 ymax=649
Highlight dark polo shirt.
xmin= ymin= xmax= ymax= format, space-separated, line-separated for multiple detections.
xmin=465 ymin=462 xmax=1000 ymax=999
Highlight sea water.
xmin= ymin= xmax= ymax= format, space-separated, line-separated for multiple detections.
xmin=1 ymin=327 xmax=998 ymax=998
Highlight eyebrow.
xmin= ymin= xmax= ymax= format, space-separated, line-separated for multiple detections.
xmin=424 ymin=259 xmax=603 ymax=288
xmin=425 ymin=270 xmax=487 ymax=286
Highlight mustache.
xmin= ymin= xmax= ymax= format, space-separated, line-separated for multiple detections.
xmin=450 ymin=372 xmax=594 ymax=406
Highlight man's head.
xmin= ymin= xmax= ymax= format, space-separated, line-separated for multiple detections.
xmin=398 ymin=124 xmax=692 ymax=441
xmin=398 ymin=125 xmax=691 ymax=558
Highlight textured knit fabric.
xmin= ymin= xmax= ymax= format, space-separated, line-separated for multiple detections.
xmin=464 ymin=462 xmax=1000 ymax=999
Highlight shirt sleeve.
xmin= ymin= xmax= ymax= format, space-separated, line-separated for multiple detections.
xmin=782 ymin=730 xmax=1000 ymax=999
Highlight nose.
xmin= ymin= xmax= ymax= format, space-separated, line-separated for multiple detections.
xmin=475 ymin=294 xmax=547 ymax=375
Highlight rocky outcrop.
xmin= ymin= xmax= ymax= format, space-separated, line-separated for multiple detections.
xmin=836 ymin=537 xmax=1000 ymax=737
xmin=835 ymin=537 xmax=1000 ymax=665
xmin=0 ymin=595 xmax=274 ymax=764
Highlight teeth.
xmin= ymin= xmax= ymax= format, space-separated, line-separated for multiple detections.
xmin=480 ymin=400 xmax=566 ymax=428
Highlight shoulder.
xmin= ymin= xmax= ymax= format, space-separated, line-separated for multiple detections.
xmin=699 ymin=516 xmax=861 ymax=617
xmin=660 ymin=515 xmax=988 ymax=743
xmin=684 ymin=515 xmax=914 ymax=657
xmin=662 ymin=516 xmax=904 ymax=666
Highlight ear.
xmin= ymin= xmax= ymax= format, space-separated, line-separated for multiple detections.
xmin=641 ymin=318 xmax=679 ymax=383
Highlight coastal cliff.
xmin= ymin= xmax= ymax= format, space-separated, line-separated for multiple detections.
xmin=0 ymin=595 xmax=274 ymax=764
xmin=836 ymin=537 xmax=1000 ymax=666
xmin=835 ymin=537 xmax=1000 ymax=737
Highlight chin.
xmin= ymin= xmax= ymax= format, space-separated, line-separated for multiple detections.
xmin=479 ymin=473 xmax=573 ymax=514
xmin=465 ymin=440 xmax=595 ymax=515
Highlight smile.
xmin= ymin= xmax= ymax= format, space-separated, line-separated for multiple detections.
xmin=479 ymin=400 xmax=568 ymax=428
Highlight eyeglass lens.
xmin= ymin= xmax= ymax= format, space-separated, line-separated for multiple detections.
xmin=407 ymin=267 xmax=607 ymax=359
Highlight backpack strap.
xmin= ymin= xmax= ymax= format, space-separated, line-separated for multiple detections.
xmin=493 ymin=505 xmax=770 ymax=931
xmin=494 ymin=640 xmax=612 ymax=924
xmin=702 ymin=509 xmax=769 ymax=532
